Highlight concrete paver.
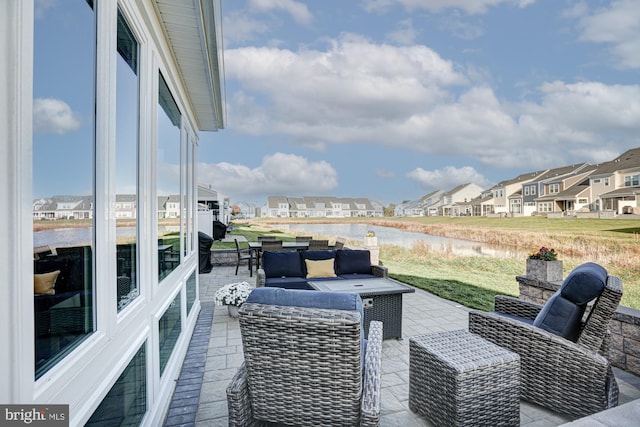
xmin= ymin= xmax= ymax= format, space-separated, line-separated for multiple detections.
xmin=166 ymin=265 xmax=640 ymax=426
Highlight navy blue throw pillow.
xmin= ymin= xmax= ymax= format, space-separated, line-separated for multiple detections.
xmin=336 ymin=250 xmax=371 ymax=275
xmin=262 ymin=251 xmax=304 ymax=278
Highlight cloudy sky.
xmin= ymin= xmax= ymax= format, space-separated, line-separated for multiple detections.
xmin=195 ymin=0 xmax=640 ymax=205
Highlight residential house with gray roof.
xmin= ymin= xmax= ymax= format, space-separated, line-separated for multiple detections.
xmin=588 ymin=148 xmax=640 ymax=214
xmin=438 ymin=183 xmax=483 ymax=216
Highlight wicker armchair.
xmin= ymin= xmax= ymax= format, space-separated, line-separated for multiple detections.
xmin=227 ymin=288 xmax=383 ymax=426
xmin=469 ymin=268 xmax=622 ymax=419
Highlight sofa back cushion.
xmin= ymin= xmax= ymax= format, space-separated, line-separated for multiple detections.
xmin=262 ymin=251 xmax=304 ymax=278
xmin=533 ymin=262 xmax=608 ymax=341
xmin=532 ymin=291 xmax=585 ymax=340
xmin=336 ymin=250 xmax=371 ymax=275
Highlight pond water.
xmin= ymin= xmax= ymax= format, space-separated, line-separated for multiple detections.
xmin=34 ymin=225 xmax=180 ymax=248
xmin=272 ymin=223 xmax=527 ymax=259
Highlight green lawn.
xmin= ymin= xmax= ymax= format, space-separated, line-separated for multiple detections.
xmin=229 ymin=218 xmax=640 ymax=310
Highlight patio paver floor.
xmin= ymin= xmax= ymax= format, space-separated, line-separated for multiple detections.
xmin=166 ymin=265 xmax=640 ymax=427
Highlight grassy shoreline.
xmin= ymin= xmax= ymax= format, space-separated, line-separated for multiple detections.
xmin=236 ymin=217 xmax=640 ymax=310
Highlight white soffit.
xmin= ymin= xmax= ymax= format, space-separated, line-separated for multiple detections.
xmin=155 ymin=0 xmax=225 ymax=131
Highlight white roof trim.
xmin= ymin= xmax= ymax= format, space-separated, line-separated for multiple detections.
xmin=155 ymin=0 xmax=225 ymax=131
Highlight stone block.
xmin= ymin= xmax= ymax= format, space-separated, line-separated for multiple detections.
xmin=609 ymin=319 xmax=622 ymax=335
xmin=608 ymin=349 xmax=626 ymax=368
xmin=625 ymin=354 xmax=640 ymax=376
xmin=624 ymin=337 xmax=640 ymax=358
xmin=526 ymin=259 xmax=563 ymax=282
xmin=622 ymin=323 xmax=640 ymax=341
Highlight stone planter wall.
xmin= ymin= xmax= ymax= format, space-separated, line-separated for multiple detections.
xmin=517 ymin=275 xmax=640 ymax=376
xmin=210 ymin=249 xmax=239 ymax=266
xmin=525 ymin=259 xmax=563 ymax=282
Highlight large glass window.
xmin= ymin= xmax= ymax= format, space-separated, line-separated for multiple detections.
xmin=33 ymin=0 xmax=96 ymax=379
xmin=86 ymin=343 xmax=147 ymax=425
xmin=157 ymin=73 xmax=182 ymax=282
xmin=116 ymin=10 xmax=140 ymax=312
xmin=159 ymin=294 xmax=181 ymax=376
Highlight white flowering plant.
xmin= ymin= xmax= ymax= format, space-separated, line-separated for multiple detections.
xmin=214 ymin=281 xmax=253 ymax=306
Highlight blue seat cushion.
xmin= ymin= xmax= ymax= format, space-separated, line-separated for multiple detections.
xmin=263 ymin=251 xmax=304 ymax=278
xmin=264 ymin=277 xmax=311 ymax=290
xmin=336 ymin=250 xmax=371 ymax=275
xmin=533 ymin=291 xmax=585 ymax=340
xmin=560 ymin=262 xmax=607 ymax=305
xmin=247 ymin=287 xmax=363 ymax=317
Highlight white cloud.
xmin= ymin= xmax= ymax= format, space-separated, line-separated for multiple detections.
xmin=249 ymin=0 xmax=313 ymax=25
xmin=387 ymin=19 xmax=419 ymax=45
xmin=35 ymin=0 xmax=56 ymax=20
xmin=197 ymin=153 xmax=338 ymax=197
xmin=407 ymin=166 xmax=492 ymax=190
xmin=33 ymin=98 xmax=81 ymax=135
xmin=571 ymin=0 xmax=640 ymax=69
xmin=363 ymin=0 xmax=535 ymax=15
xmin=376 ymin=169 xmax=396 ymax=178
xmin=223 ymin=35 xmax=640 ymax=172
xmin=223 ymin=11 xmax=271 ymax=46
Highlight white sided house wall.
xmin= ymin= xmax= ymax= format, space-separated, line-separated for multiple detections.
xmin=1 ymin=1 xmax=224 ymax=426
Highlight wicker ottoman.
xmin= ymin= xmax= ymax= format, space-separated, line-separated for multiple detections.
xmin=409 ymin=329 xmax=520 ymax=426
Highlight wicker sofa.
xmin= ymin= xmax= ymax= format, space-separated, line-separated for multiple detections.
xmin=469 ymin=262 xmax=623 ymax=419
xmin=256 ymin=249 xmax=388 ymax=290
xmin=227 ymin=287 xmax=383 ymax=426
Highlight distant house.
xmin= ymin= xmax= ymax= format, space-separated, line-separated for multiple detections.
xmin=530 ymin=165 xmax=595 ymax=215
xmin=588 ymin=148 xmax=640 ymax=214
xmin=438 ymin=183 xmax=483 ymax=216
xmin=262 ymin=196 xmax=378 ymax=218
xmin=492 ymin=172 xmax=545 ymax=216
xmin=32 ymin=196 xmax=94 ymax=220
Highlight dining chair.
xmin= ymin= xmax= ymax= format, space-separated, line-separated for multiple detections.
xmin=234 ymin=238 xmax=253 ymax=277
xmin=308 ymin=239 xmax=329 ymax=250
xmin=257 ymin=235 xmax=277 ymax=241
xmin=334 ymin=237 xmax=347 ymax=249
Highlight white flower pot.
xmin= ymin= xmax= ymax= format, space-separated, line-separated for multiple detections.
xmin=227 ymin=305 xmax=240 ymax=318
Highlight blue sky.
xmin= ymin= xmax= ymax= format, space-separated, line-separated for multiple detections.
xmin=31 ymin=1 xmax=640 ymax=206
xmin=197 ymin=0 xmax=640 ymax=205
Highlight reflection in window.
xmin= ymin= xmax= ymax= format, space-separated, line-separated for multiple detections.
xmin=116 ymin=10 xmax=139 ymax=312
xmin=186 ymin=271 xmax=196 ymax=315
xmin=33 ymin=0 xmax=95 ymax=379
xmin=157 ymin=73 xmax=181 ymax=282
xmin=159 ymin=295 xmax=181 ymax=376
xmin=86 ymin=344 xmax=147 ymax=425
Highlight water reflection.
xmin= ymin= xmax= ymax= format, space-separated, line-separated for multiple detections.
xmin=273 ymin=223 xmax=527 ymax=259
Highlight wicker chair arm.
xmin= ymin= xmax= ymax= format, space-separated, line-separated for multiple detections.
xmin=256 ymin=269 xmax=266 ymax=287
xmin=227 ymin=363 xmax=260 ymax=427
xmin=361 ymin=321 xmax=383 ymax=427
xmin=370 ymin=265 xmax=388 ymax=278
xmin=494 ymin=295 xmax=543 ymax=320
